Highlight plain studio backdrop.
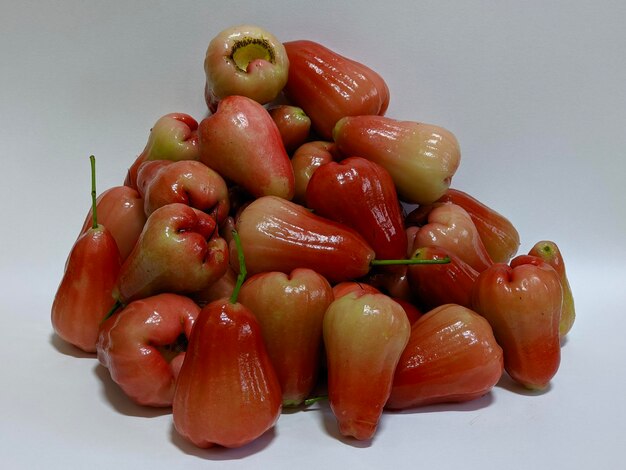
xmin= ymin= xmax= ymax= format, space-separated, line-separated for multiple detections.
xmin=1 ymin=1 xmax=624 ymax=469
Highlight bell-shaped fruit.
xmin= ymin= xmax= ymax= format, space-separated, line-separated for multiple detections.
xmin=333 ymin=115 xmax=460 ymax=204
xmin=198 ymin=95 xmax=295 ymax=200
xmin=528 ymin=240 xmax=575 ymax=338
xmin=96 ymin=293 xmax=200 ymax=407
xmin=136 ymin=160 xmax=230 ymax=222
xmin=52 ymin=156 xmax=121 ymax=353
xmin=410 ymin=202 xmax=493 ymax=272
xmin=387 ymin=304 xmax=503 ymax=409
xmin=471 ymin=255 xmax=562 ymax=390
xmin=204 ymin=24 xmax=289 ymax=111
xmin=323 ymin=290 xmax=410 ymax=440
xmin=113 ymin=203 xmax=228 ymax=304
xmin=306 ymin=156 xmax=407 ymax=260
xmin=284 ymin=40 xmax=390 ymax=140
xmin=268 ymin=105 xmax=311 ymax=154
xmin=409 ymin=189 xmax=520 ymax=263
xmin=291 ymin=140 xmax=336 ymax=204
xmin=172 ymin=298 xmax=282 ymax=448
xmin=78 ymin=185 xmax=146 ymax=262
xmin=232 ymin=195 xmax=375 ymax=283
xmin=125 ymin=113 xmax=199 ymax=190
xmin=238 ymin=268 xmax=333 ymax=406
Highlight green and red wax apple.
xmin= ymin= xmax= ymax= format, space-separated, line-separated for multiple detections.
xmin=333 ymin=115 xmax=461 ymax=205
xmin=198 ymin=95 xmax=295 ymax=200
xmin=323 ymin=290 xmax=410 ymax=440
xmin=125 ymin=113 xmax=199 ymax=190
xmin=204 ymin=24 xmax=289 ymax=111
xmin=238 ymin=268 xmax=333 ymax=407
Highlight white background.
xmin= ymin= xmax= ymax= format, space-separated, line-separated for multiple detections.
xmin=1 ymin=1 xmax=625 ymax=468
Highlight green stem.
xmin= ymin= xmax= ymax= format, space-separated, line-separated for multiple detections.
xmin=101 ymin=299 xmax=123 ymax=323
xmin=229 ymin=230 xmax=247 ymax=304
xmin=304 ymin=395 xmax=328 ymax=406
xmin=370 ymin=256 xmax=450 ymax=266
xmin=90 ymin=155 xmax=98 ymax=229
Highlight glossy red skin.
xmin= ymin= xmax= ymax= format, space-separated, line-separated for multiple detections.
xmin=238 ymin=268 xmax=333 ymax=407
xmin=191 ymin=266 xmax=237 ymax=307
xmin=407 ymin=246 xmax=479 ymax=311
xmin=472 ymin=256 xmax=562 ymax=390
xmin=291 ymin=140 xmax=336 ymax=205
xmin=78 ymin=186 xmax=146 ymax=262
xmin=96 ymin=293 xmax=199 ymax=407
xmin=409 ymin=189 xmax=520 ymax=264
xmin=113 ymin=203 xmax=228 ymax=304
xmin=324 ymin=291 xmax=410 ymax=440
xmin=198 ymin=95 xmax=295 ymax=200
xmin=136 ymin=160 xmax=230 ymax=222
xmin=52 ymin=225 xmax=121 ymax=353
xmin=411 ymin=202 xmax=493 ymax=272
xmin=268 ymin=105 xmax=311 ymax=154
xmin=306 ymin=156 xmax=408 ymax=260
xmin=528 ymin=240 xmax=575 ymax=337
xmin=333 ymin=115 xmax=460 ymax=205
xmin=233 ymin=195 xmax=375 ymax=284
xmin=125 ymin=113 xmax=199 ymax=190
xmin=283 ymin=40 xmax=390 ymax=140
xmin=173 ymin=299 xmax=282 ymax=448
xmin=387 ymin=304 xmax=503 ymax=410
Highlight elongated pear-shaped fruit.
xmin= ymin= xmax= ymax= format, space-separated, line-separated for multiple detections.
xmin=232 ymin=195 xmax=375 ymax=283
xmin=528 ymin=240 xmax=575 ymax=338
xmin=324 ymin=291 xmax=410 ymax=440
xmin=238 ymin=268 xmax=333 ymax=406
xmin=333 ymin=115 xmax=460 ymax=204
xmin=173 ymin=299 xmax=282 ymax=448
xmin=113 ymin=203 xmax=228 ymax=304
xmin=198 ymin=95 xmax=295 ymax=200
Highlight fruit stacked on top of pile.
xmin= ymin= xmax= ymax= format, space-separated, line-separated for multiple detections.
xmin=51 ymin=24 xmax=575 ymax=449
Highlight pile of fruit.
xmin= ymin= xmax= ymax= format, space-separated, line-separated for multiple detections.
xmin=51 ymin=24 xmax=575 ymax=449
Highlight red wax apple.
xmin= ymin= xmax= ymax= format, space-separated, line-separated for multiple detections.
xmin=409 ymin=188 xmax=520 ymax=263
xmin=238 ymin=268 xmax=333 ymax=406
xmin=113 ymin=203 xmax=228 ymax=305
xmin=78 ymin=185 xmax=146 ymax=262
xmin=204 ymin=24 xmax=289 ymax=111
xmin=324 ymin=290 xmax=411 ymax=440
xmin=268 ymin=105 xmax=312 ymax=154
xmin=136 ymin=160 xmax=230 ymax=222
xmin=172 ymin=231 xmax=282 ymax=448
xmin=387 ymin=304 xmax=503 ymax=409
xmin=198 ymin=95 xmax=295 ymax=200
xmin=472 ymin=255 xmax=563 ymax=390
xmin=232 ymin=195 xmax=375 ymax=283
xmin=411 ymin=202 xmax=493 ymax=272
xmin=305 ymin=156 xmax=408 ymax=260
xmin=407 ymin=246 xmax=479 ymax=311
xmin=291 ymin=140 xmax=336 ymax=204
xmin=52 ymin=156 xmax=121 ymax=353
xmin=333 ymin=115 xmax=460 ymax=204
xmin=283 ymin=40 xmax=390 ymax=140
xmin=528 ymin=240 xmax=575 ymax=337
xmin=96 ymin=293 xmax=200 ymax=407
xmin=125 ymin=113 xmax=199 ymax=190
